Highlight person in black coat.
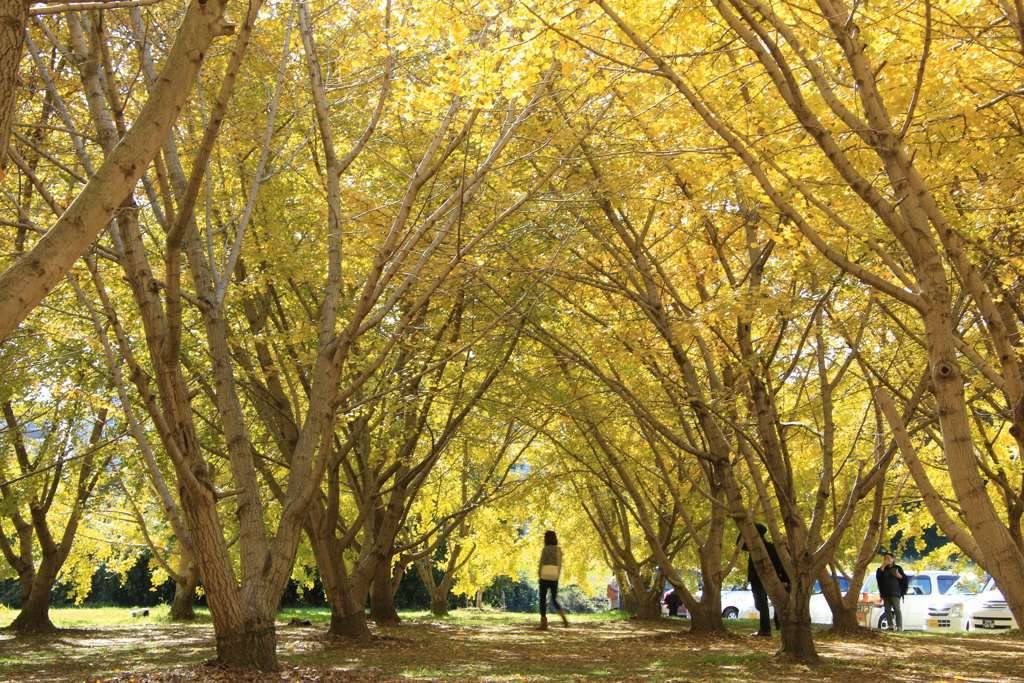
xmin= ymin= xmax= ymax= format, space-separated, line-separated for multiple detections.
xmin=740 ymin=523 xmax=789 ymax=637
xmin=875 ymin=552 xmax=906 ymax=631
xmin=664 ymin=589 xmax=683 ymax=617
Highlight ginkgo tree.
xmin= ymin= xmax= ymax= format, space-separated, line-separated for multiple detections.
xmin=0 ymin=313 xmax=122 ymax=632
xmin=557 ymin=0 xmax=1024 ymax=642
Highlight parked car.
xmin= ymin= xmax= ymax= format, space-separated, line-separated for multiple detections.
xmin=659 ymin=585 xmax=759 ymax=619
xmin=720 ymin=585 xmax=759 ymax=620
xmin=969 ymin=578 xmax=1019 ymax=631
xmin=809 ymin=576 xmax=851 ymax=625
xmin=923 ymin=574 xmax=988 ymax=632
xmin=858 ymin=570 xmax=961 ymax=630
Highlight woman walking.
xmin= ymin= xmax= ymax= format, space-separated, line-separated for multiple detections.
xmin=537 ymin=530 xmax=569 ymax=630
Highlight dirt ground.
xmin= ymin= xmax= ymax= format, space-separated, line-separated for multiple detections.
xmin=1 ymin=614 xmax=1023 ymax=683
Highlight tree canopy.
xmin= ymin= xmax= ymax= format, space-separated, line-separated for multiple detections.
xmin=1 ymin=0 xmax=1023 ymax=669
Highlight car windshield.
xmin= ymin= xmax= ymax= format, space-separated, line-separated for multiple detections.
xmin=811 ymin=576 xmax=850 ymax=594
xmin=943 ymin=575 xmax=985 ymax=596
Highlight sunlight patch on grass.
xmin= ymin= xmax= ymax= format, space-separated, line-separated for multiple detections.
xmin=44 ymin=604 xmax=217 ymax=628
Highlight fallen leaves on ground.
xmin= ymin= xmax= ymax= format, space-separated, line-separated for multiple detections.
xmin=2 ymin=614 xmax=1023 ymax=682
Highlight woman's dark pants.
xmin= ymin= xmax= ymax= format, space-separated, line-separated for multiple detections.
xmin=539 ymin=579 xmax=561 ymax=618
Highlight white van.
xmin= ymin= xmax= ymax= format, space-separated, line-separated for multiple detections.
xmin=858 ymin=570 xmax=960 ymax=630
xmin=923 ymin=574 xmax=988 ymax=631
xmin=969 ymin=578 xmax=1019 ymax=631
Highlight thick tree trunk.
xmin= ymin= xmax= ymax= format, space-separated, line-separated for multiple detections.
xmin=8 ymin=583 xmax=56 ymax=633
xmin=330 ymin=611 xmax=372 ymax=638
xmin=304 ymin=507 xmax=373 ymax=639
xmin=828 ymin=607 xmax=860 ymax=632
xmin=778 ymin=617 xmax=817 ymax=662
xmin=370 ymin=561 xmax=401 ymax=625
xmin=635 ymin=589 xmax=664 ymax=621
xmin=687 ymin=605 xmax=719 ymax=634
xmin=777 ymin=585 xmax=818 ymax=663
xmin=310 ymin=530 xmax=373 ymax=638
xmin=169 ymin=560 xmax=200 ymax=621
xmin=430 ymin=592 xmax=450 ymax=617
xmin=215 ymin=625 xmax=278 ymax=671
xmin=818 ymin=571 xmax=860 ymax=632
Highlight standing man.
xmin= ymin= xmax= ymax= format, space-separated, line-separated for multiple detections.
xmin=741 ymin=523 xmax=788 ymax=637
xmin=876 ymin=552 xmax=907 ymax=631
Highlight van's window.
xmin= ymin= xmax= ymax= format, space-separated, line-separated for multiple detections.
xmin=910 ymin=576 xmax=932 ymax=595
xmin=937 ymin=576 xmax=959 ymax=594
xmin=946 ymin=575 xmax=984 ymax=595
xmin=812 ymin=577 xmax=850 ymax=594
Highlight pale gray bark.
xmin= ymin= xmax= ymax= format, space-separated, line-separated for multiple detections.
xmin=0 ymin=0 xmax=235 ymax=343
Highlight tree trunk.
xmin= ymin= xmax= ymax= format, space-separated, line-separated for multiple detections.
xmin=621 ymin=583 xmax=639 ymax=616
xmin=918 ymin=295 xmax=1024 ymax=628
xmin=370 ymin=560 xmax=401 ymax=625
xmin=687 ymin=605 xmax=719 ymax=634
xmin=303 ymin=501 xmax=375 ymax=639
xmin=828 ymin=606 xmax=860 ymax=632
xmin=215 ymin=625 xmax=278 ymax=672
xmin=778 ymin=617 xmax=817 ymax=662
xmin=413 ymin=554 xmax=449 ymax=617
xmin=635 ymin=588 xmax=664 ymax=621
xmin=0 ymin=0 xmax=28 ymax=177
xmin=308 ymin=527 xmax=372 ymax=639
xmin=816 ymin=570 xmax=860 ymax=633
xmin=777 ymin=585 xmax=818 ymax=663
xmin=7 ymin=582 xmax=55 ymax=633
xmin=169 ymin=559 xmax=200 ymax=621
xmin=430 ymin=592 xmax=450 ymax=617
xmin=330 ymin=611 xmax=372 ymax=639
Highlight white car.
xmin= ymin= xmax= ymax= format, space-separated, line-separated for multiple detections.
xmin=661 ymin=586 xmax=759 ymax=619
xmin=720 ymin=586 xmax=759 ymax=620
xmin=923 ymin=575 xmax=988 ymax=631
xmin=969 ymin=578 xmax=1019 ymax=631
xmin=860 ymin=570 xmax=961 ymax=630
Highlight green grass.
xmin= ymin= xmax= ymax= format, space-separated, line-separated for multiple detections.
xmin=34 ymin=604 xmax=214 ymax=628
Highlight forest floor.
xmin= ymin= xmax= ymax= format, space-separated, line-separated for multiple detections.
xmin=0 ymin=608 xmax=1022 ymax=682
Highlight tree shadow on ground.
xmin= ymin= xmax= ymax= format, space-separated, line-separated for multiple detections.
xmin=0 ymin=613 xmax=1022 ymax=682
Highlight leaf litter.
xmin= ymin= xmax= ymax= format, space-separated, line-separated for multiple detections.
xmin=1 ymin=614 xmax=1023 ymax=682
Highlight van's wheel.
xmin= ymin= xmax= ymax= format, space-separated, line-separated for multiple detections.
xmin=723 ymin=607 xmax=739 ymax=619
xmin=878 ymin=615 xmax=891 ymax=630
